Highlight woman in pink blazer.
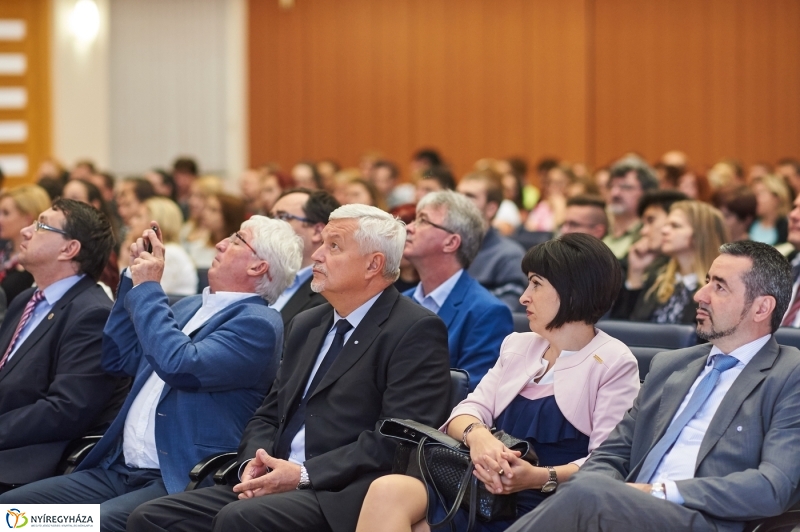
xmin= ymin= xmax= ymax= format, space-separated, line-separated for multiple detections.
xmin=357 ymin=233 xmax=641 ymax=532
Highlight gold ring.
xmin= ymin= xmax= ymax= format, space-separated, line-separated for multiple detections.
xmin=498 ymin=469 xmax=504 ymax=476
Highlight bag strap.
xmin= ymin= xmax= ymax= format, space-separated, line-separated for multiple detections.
xmin=418 ymin=436 xmax=474 ymax=532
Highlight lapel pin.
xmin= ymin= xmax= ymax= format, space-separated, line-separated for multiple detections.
xmin=47 ymin=313 xmax=54 ymax=320
xmin=593 ymin=354 xmax=604 ymax=364
xmin=354 ymin=340 xmax=359 ymax=344
xmin=737 ymin=426 xmax=742 ymax=432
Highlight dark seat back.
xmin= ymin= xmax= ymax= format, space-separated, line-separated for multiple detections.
xmin=196 ymin=269 xmax=209 ymax=293
xmin=596 ymin=320 xmax=697 ymax=350
xmin=449 ymin=369 xmax=470 ymax=411
xmin=774 ymin=327 xmax=800 ymax=350
xmin=510 ymin=228 xmax=553 ymax=251
xmin=512 ymin=312 xmax=530 ymax=333
xmin=629 ymin=346 xmax=663 ymax=382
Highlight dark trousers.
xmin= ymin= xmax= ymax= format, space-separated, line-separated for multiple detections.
xmin=0 ymin=463 xmax=166 ymax=532
xmin=505 ymin=472 xmax=735 ymax=532
xmin=128 ymin=483 xmax=332 ymax=532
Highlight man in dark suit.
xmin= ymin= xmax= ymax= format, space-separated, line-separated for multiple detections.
xmin=404 ymin=189 xmax=512 ymax=390
xmin=128 ymin=204 xmax=452 ymax=532
xmin=268 ymin=188 xmax=339 ymax=326
xmin=0 ymin=215 xmax=303 ymax=532
xmin=0 ymin=198 xmax=127 ymax=490
xmin=507 ymin=240 xmax=800 ymax=532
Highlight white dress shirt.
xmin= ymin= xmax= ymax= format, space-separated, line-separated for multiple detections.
xmin=287 ymin=291 xmax=382 ymax=465
xmin=411 ymin=269 xmax=463 ymax=315
xmin=122 ymin=284 xmax=258 ymax=469
xmin=529 ymin=347 xmax=578 ymax=385
xmin=652 ymin=334 xmax=770 ymax=503
xmin=6 ymin=274 xmax=85 ymax=363
xmin=270 ymin=266 xmax=313 ymax=311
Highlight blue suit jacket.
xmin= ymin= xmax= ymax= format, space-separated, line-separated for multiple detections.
xmin=78 ymin=277 xmax=282 ymax=493
xmin=405 ymin=271 xmax=513 ymax=390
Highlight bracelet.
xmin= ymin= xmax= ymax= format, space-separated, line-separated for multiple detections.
xmin=462 ymin=421 xmax=489 ymax=447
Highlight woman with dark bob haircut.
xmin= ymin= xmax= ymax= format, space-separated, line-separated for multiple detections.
xmin=357 ymin=233 xmax=640 ymax=532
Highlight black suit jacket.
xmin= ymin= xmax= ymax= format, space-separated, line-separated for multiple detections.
xmin=0 ymin=277 xmax=129 ymax=485
xmin=237 ymin=286 xmax=451 ymax=532
xmin=278 ymin=276 xmax=326 ymax=328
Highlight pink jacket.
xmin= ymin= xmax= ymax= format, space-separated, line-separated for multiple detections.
xmin=442 ymin=330 xmax=640 ymax=466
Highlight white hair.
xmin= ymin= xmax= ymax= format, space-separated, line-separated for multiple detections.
xmin=328 ymin=204 xmax=406 ymax=281
xmin=241 ymin=215 xmax=303 ymax=303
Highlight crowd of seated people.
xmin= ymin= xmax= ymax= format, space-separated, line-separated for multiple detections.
xmin=0 ymin=150 xmax=797 ymax=532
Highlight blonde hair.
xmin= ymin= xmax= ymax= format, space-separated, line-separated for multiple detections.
xmin=143 ymin=197 xmax=183 ymax=243
xmin=752 ymin=174 xmax=791 ymax=217
xmin=1 ymin=185 xmax=51 ymax=220
xmin=649 ymin=200 xmax=729 ymax=304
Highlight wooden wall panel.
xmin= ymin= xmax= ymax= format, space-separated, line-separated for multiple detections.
xmin=249 ymin=0 xmax=800 ymax=179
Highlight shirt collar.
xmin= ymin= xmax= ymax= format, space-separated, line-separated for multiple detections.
xmin=331 ymin=290 xmax=382 ymax=332
xmin=293 ymin=265 xmax=313 ymax=287
xmin=413 ymin=269 xmax=464 ymax=309
xmin=41 ymin=274 xmax=85 ymax=305
xmin=708 ymin=334 xmax=771 ymax=366
xmin=201 ymin=286 xmax=258 ymax=308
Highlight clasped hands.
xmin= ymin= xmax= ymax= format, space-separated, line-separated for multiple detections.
xmin=467 ymin=427 xmax=541 ymax=495
xmin=233 ymin=448 xmax=301 ymax=500
xmin=129 ymin=222 xmax=165 ymax=286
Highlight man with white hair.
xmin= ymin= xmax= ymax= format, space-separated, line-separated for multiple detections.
xmin=0 ymin=216 xmax=302 ymax=532
xmin=129 ymin=204 xmax=452 ymax=532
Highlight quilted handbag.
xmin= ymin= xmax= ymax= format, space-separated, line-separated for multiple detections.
xmin=379 ymin=418 xmax=538 ymax=532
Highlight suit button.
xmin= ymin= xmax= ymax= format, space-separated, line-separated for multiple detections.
xmin=280 ymin=416 xmax=285 ymax=424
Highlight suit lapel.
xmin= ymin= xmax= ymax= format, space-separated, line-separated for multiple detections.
xmin=436 ymin=272 xmax=467 ymax=328
xmin=281 ymin=277 xmax=314 ymax=325
xmin=694 ymin=339 xmax=777 ymax=469
xmin=283 ymin=312 xmax=333 ymax=410
xmin=310 ymin=287 xmax=398 ymax=399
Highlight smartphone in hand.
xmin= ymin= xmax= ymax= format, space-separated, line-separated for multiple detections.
xmin=145 ymin=224 xmax=161 ymax=253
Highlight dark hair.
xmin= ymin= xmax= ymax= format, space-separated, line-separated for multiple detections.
xmin=778 ymin=158 xmax=800 ymax=174
xmin=96 ymin=171 xmax=115 ymax=192
xmin=521 ymin=233 xmax=622 ymax=330
xmin=412 ymin=148 xmax=442 ymax=168
xmin=294 ymin=161 xmax=324 ymax=190
xmin=52 ymin=198 xmax=114 ymax=280
xmin=718 ymin=240 xmax=792 ymax=333
xmin=536 ymin=157 xmax=560 ymax=176
xmin=173 ymin=157 xmax=198 ymax=176
xmin=567 ymin=194 xmax=606 ymax=210
xmin=420 ymin=165 xmax=456 ymax=191
xmin=462 ymin=169 xmax=504 ymax=207
xmin=211 ymin=193 xmax=247 ymax=243
xmin=302 ymin=189 xmax=341 ymax=224
xmin=712 ymin=186 xmax=757 ymax=223
xmin=152 ymin=169 xmax=177 ymax=202
xmin=125 ymin=177 xmax=156 ymax=202
xmin=37 ymin=177 xmax=64 ymax=200
xmin=610 ymin=163 xmax=659 ymax=192
xmin=68 ymin=179 xmax=120 ymax=242
xmin=637 ymin=190 xmax=689 ymax=217
xmin=373 ymin=159 xmax=399 ymax=180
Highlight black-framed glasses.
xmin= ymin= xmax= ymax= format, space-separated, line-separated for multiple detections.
xmin=230 ymin=231 xmax=259 ymax=256
xmin=273 ymin=211 xmax=313 ymax=224
xmin=34 ymin=221 xmax=70 ymax=238
xmin=414 ymin=215 xmax=455 ymax=234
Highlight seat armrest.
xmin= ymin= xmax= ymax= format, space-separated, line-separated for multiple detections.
xmin=213 ymin=459 xmax=242 ymax=485
xmin=185 ymin=452 xmax=237 ymax=491
xmin=61 ymin=435 xmax=103 ymax=475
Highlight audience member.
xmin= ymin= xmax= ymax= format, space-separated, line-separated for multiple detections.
xmin=357 ymin=233 xmax=639 ymax=532
xmin=713 ymin=185 xmax=756 ymax=243
xmin=128 ymin=204 xmax=452 ymax=532
xmin=410 ymin=147 xmax=444 ymax=181
xmin=777 ymin=157 xmax=800 ymax=197
xmin=316 ymin=159 xmax=340 ymax=191
xmin=291 ymin=161 xmax=324 ymax=190
xmin=123 ymin=197 xmax=198 ymax=296
xmin=473 ymin=161 xmax=523 ymax=235
xmin=370 ymin=159 xmax=414 ymax=209
xmin=70 ymin=159 xmax=96 ymax=181
xmin=507 ymin=240 xmax=800 ymax=532
xmin=194 ymin=192 xmax=247 ymax=269
xmin=389 ymin=203 xmax=420 ymax=293
xmin=90 ymin=170 xmax=117 ymax=204
xmin=559 ymin=195 xmax=608 ymax=239
xmin=496 ymin=157 xmax=528 ymax=214
xmin=260 ymin=169 xmax=291 ymax=214
xmin=707 ymin=159 xmax=745 ymax=190
xmin=602 ymin=160 xmax=659 ymax=260
xmin=172 ymin=157 xmax=199 ymax=219
xmin=614 ymin=200 xmax=728 ymax=324
xmin=36 ymin=157 xmax=69 ymax=183
xmin=180 ymin=175 xmax=223 ymax=269
xmin=779 ymin=194 xmax=800 ymax=327
xmin=116 ymin=177 xmax=156 ymax=231
xmin=749 ymin=174 xmax=790 ymax=246
xmin=269 ymin=188 xmax=340 ymax=327
xmin=0 ymin=199 xmax=127 ymax=489
xmin=344 ymin=178 xmax=385 ymax=210
xmin=0 ymin=185 xmax=52 ymax=304
xmin=36 ymin=176 xmax=64 ymax=201
xmin=677 ymin=171 xmax=712 ymax=203
xmin=144 ymin=169 xmax=178 ymax=203
xmin=240 ymin=167 xmax=267 ymax=217
xmin=524 ymin=165 xmax=574 ymax=232
xmin=415 ymin=165 xmax=456 ymax=203
xmin=404 ymin=190 xmax=513 ymax=390
xmin=0 ymin=216 xmax=302 ymax=531
xmin=458 ymin=170 xmax=528 ymax=311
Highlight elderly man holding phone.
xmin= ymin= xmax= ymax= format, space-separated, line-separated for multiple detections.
xmin=0 ymin=215 xmax=303 ymax=532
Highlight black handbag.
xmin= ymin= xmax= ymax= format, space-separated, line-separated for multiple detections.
xmin=379 ymin=418 xmax=539 ymax=532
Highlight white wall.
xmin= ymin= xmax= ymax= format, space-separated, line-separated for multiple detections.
xmin=51 ymin=0 xmax=246 ymax=182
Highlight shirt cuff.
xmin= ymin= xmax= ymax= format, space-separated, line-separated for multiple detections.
xmin=664 ymin=481 xmax=684 ymax=505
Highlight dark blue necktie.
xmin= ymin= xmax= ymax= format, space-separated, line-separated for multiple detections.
xmin=635 ymin=353 xmax=739 ymax=483
xmin=275 ymin=319 xmax=353 ymax=459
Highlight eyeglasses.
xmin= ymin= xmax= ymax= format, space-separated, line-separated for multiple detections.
xmin=560 ymin=221 xmax=598 ymax=231
xmin=228 ymin=231 xmax=272 ymax=282
xmin=273 ymin=211 xmax=313 ymax=224
xmin=413 ymin=215 xmax=455 ymax=234
xmin=34 ymin=221 xmax=70 ymax=238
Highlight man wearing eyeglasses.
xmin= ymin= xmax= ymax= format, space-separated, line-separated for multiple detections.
xmin=559 ymin=195 xmax=609 ymax=240
xmin=0 ymin=215 xmax=303 ymax=532
xmin=0 ymin=199 xmax=128 ymax=492
xmin=268 ymin=188 xmax=340 ymax=327
xmin=404 ymin=190 xmax=513 ymax=390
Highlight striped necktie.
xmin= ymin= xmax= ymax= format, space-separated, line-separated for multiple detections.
xmin=0 ymin=290 xmax=45 ymax=370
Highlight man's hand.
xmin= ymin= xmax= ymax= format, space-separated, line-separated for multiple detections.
xmin=233 ymin=449 xmax=302 ymax=499
xmin=130 ymin=223 xmax=165 ymax=286
xmin=626 ymin=239 xmax=657 ymax=289
xmin=627 ymin=482 xmax=652 ymax=494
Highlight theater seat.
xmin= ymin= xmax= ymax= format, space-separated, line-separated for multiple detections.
xmin=196 ymin=269 xmax=209 ymax=293
xmin=510 ymin=228 xmax=553 ymax=251
xmin=774 ymin=327 xmax=800 ymax=350
xmin=629 ymin=346 xmax=663 ymax=382
xmin=744 ymin=502 xmax=800 ymax=532
xmin=512 ymin=313 xmax=529 ymax=333
xmin=596 ymin=320 xmax=697 ymax=350
xmin=187 ymin=369 xmax=474 ymax=490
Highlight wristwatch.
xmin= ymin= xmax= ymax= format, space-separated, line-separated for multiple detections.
xmin=540 ymin=467 xmax=558 ymax=493
xmin=650 ymin=483 xmax=666 ymax=500
xmin=297 ymin=465 xmax=311 ymax=490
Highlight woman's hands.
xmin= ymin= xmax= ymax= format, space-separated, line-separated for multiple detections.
xmin=477 ymin=451 xmax=547 ymax=495
xmin=466 ymin=427 xmax=520 ymax=493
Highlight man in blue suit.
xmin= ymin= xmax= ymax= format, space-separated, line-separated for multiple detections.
xmin=0 ymin=215 xmax=303 ymax=532
xmin=404 ymin=190 xmax=513 ymax=390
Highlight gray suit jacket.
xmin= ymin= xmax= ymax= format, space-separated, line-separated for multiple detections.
xmin=580 ymin=337 xmax=800 ymax=526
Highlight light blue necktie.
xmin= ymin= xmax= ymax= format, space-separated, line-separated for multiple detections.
xmin=635 ymin=353 xmax=740 ymax=483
